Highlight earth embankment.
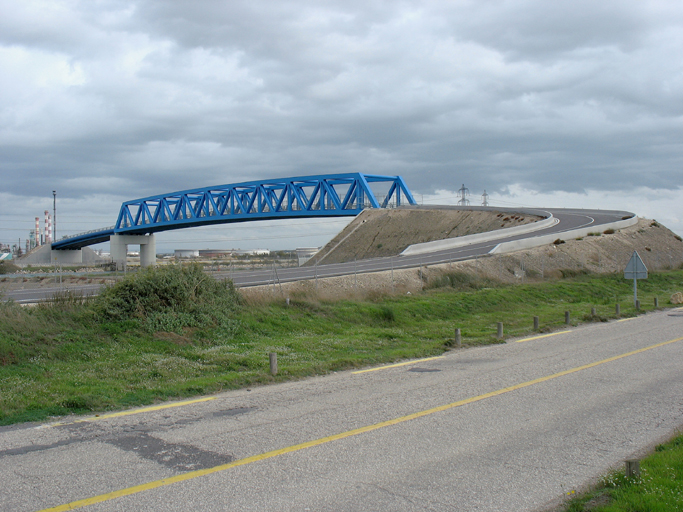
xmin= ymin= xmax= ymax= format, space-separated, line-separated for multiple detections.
xmin=311 ymin=207 xmax=543 ymax=265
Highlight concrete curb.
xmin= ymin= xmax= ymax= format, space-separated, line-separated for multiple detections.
xmin=489 ymin=216 xmax=639 ymax=255
xmin=400 ymin=213 xmax=557 ymax=257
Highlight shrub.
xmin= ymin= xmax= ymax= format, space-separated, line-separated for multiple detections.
xmin=553 ymin=238 xmax=565 ymax=245
xmin=91 ymin=264 xmax=241 ymax=332
xmin=603 ymin=228 xmax=615 ymax=235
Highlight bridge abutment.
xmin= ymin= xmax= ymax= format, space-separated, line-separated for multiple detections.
xmin=51 ymin=249 xmax=83 ymax=265
xmin=110 ymin=234 xmax=156 ymax=270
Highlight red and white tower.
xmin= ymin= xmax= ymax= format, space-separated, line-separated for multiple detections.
xmin=44 ymin=210 xmax=51 ymax=244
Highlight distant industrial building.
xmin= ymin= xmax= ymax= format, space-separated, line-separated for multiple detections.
xmin=174 ymin=248 xmax=272 ymax=260
xmin=198 ymin=249 xmax=232 ymax=259
xmin=174 ymin=249 xmax=200 ymax=259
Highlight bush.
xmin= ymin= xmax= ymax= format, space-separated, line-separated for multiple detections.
xmin=92 ymin=264 xmax=241 ymax=332
xmin=603 ymin=228 xmax=615 ymax=235
xmin=427 ymin=271 xmax=499 ymax=291
xmin=0 ymin=261 xmax=19 ymax=275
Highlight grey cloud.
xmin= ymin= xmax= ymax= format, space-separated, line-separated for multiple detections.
xmin=0 ymin=0 xmax=681 ymax=226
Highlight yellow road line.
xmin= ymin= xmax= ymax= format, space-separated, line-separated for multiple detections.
xmin=617 ymin=317 xmax=636 ymax=322
xmin=44 ymin=397 xmax=217 ymax=428
xmin=515 ymin=330 xmax=571 ymax=343
xmin=37 ymin=336 xmax=683 ymax=512
xmin=352 ymin=356 xmax=444 ymax=374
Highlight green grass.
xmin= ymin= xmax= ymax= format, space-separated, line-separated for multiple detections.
xmin=1 ymin=267 xmax=682 ymax=426
xmin=562 ymin=433 xmax=683 ymax=511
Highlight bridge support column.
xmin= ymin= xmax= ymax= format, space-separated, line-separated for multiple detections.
xmin=51 ymin=249 xmax=82 ymax=265
xmin=110 ymin=234 xmax=156 ymax=270
xmin=140 ymin=236 xmax=156 ymax=268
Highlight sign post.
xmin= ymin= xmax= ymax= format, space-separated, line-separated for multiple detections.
xmin=624 ymin=251 xmax=648 ymax=306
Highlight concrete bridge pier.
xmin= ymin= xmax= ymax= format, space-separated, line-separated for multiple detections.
xmin=110 ymin=234 xmax=157 ymax=270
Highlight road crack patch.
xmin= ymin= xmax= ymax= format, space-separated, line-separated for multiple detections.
xmin=106 ymin=432 xmax=234 ymax=471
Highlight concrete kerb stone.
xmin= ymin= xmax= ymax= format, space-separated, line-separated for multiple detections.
xmin=488 ymin=216 xmax=639 ymax=256
xmin=401 ymin=213 xmax=557 ymax=257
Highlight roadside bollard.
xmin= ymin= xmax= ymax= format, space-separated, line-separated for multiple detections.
xmin=616 ymin=303 xmax=620 ymax=315
xmin=497 ymin=322 xmax=504 ymax=339
xmin=286 ymin=297 xmax=290 ymax=306
xmin=591 ymin=307 xmax=596 ymax=317
xmin=654 ymin=297 xmax=659 ymax=308
xmin=269 ymin=352 xmax=278 ymax=376
xmin=625 ymin=459 xmax=640 ymax=478
xmin=636 ymin=300 xmax=641 ymax=310
xmin=565 ymin=311 xmax=570 ymax=325
xmin=533 ymin=316 xmax=539 ymax=331
xmin=455 ymin=328 xmax=462 ymax=348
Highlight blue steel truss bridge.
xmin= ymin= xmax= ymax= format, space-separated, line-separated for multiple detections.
xmin=51 ymin=173 xmax=416 ymax=267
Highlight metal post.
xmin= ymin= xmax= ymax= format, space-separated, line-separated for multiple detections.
xmin=633 ymin=277 xmax=637 ymax=307
xmin=654 ymin=297 xmax=659 ymax=308
xmin=52 ymin=190 xmax=56 ymax=242
xmin=391 ymin=257 xmax=394 ymax=293
xmin=455 ymin=328 xmax=462 ymax=348
xmin=520 ymin=254 xmax=524 ymax=282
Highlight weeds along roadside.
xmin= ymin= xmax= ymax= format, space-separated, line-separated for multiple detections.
xmin=1 ymin=265 xmax=682 ymax=426
xmin=560 ymin=431 xmax=683 ymax=512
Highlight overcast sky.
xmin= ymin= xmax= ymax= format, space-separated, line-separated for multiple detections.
xmin=1 ymin=0 xmax=682 ymax=252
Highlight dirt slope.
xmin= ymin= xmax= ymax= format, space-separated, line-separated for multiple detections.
xmin=311 ymin=207 xmax=542 ymax=265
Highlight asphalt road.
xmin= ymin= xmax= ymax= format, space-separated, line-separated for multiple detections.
xmin=1 ymin=284 xmax=102 ymax=303
xmin=2 ymin=309 xmax=682 ymax=512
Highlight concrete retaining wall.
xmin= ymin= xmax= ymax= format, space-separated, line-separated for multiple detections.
xmin=489 ymin=216 xmax=639 ymax=255
xmin=400 ymin=214 xmax=557 ymax=257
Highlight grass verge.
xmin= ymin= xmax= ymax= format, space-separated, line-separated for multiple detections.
xmin=561 ymin=432 xmax=683 ymax=511
xmin=1 ymin=267 xmax=682 ymax=426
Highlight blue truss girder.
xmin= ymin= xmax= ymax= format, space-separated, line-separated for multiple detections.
xmin=52 ymin=173 xmax=416 ymax=249
xmin=113 ymin=173 xmax=416 ymax=235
